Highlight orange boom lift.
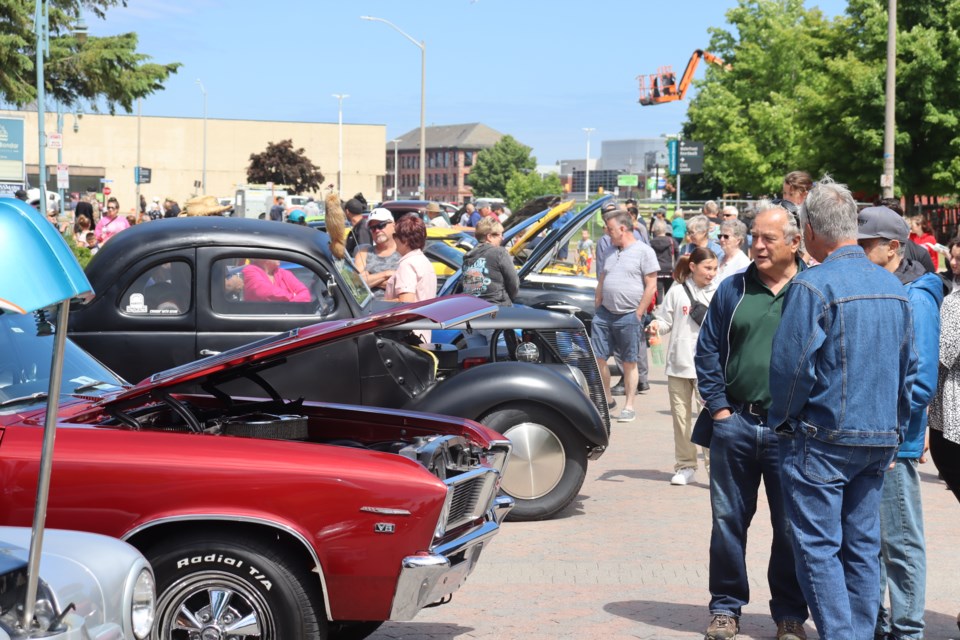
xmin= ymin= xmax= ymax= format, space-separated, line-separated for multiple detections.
xmin=638 ymin=49 xmax=731 ymax=106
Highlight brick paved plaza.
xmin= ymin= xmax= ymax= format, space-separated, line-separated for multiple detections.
xmin=373 ymin=365 xmax=960 ymax=640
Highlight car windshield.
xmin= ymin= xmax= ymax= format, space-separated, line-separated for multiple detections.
xmin=0 ymin=310 xmax=126 ymax=411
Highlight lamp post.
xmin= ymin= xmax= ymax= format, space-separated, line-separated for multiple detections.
xmin=361 ymin=16 xmax=425 ymax=199
xmin=582 ymin=128 xmax=594 ymax=202
xmin=35 ymin=0 xmax=49 ymax=214
xmin=196 ymin=79 xmax=207 ymax=192
xmin=391 ymin=138 xmax=401 ymax=199
xmin=333 ymin=94 xmax=349 ymax=193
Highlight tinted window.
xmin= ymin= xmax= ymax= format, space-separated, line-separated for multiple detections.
xmin=120 ymin=261 xmax=192 ymax=316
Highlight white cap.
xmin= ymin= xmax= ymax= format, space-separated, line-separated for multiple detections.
xmin=367 ymin=208 xmax=394 ymax=225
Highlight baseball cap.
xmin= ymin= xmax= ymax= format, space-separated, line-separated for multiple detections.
xmin=287 ymin=209 xmax=306 ymax=223
xmin=344 ymin=198 xmax=364 ymax=215
xmin=857 ymin=206 xmax=909 ymax=242
xmin=491 ymin=202 xmax=505 ymax=212
xmin=368 ymin=208 xmax=394 ymax=226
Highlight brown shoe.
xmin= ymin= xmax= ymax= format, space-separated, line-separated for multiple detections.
xmin=776 ymin=619 xmax=807 ymax=640
xmin=705 ymin=614 xmax=739 ymax=640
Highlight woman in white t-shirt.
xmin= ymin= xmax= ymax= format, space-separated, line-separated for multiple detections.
xmin=648 ymin=246 xmax=718 ymax=486
xmin=715 ymin=218 xmax=751 ymax=283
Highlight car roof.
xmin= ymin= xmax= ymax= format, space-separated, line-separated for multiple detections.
xmin=86 ymin=217 xmax=337 ymax=279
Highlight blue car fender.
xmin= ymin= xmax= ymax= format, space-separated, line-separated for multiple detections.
xmin=404 ymin=361 xmax=608 ymax=448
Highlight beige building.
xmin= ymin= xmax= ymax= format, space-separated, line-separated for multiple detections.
xmin=1 ymin=109 xmax=386 ymax=213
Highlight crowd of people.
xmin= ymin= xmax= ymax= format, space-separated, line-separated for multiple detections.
xmin=585 ymin=174 xmax=960 ymax=640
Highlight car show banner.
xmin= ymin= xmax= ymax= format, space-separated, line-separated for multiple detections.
xmin=0 ymin=117 xmax=26 ymax=186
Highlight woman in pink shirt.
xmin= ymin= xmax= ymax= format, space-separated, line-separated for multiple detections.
xmin=242 ymin=259 xmax=311 ymax=302
xmin=385 ymin=214 xmax=437 ymax=303
xmin=94 ymin=197 xmax=130 ymax=245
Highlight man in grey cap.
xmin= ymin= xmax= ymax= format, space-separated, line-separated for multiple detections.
xmin=857 ymin=206 xmax=943 ymax=640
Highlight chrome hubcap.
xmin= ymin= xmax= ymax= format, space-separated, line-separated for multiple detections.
xmin=501 ymin=422 xmax=565 ymax=500
xmin=157 ymin=572 xmax=273 ymax=639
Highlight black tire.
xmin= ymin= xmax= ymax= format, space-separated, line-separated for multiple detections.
xmin=481 ymin=402 xmax=587 ymax=521
xmin=329 ymin=621 xmax=384 ymax=640
xmin=147 ymin=534 xmax=326 ymax=640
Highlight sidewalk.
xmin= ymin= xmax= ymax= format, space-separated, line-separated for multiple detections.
xmin=372 ymin=364 xmax=960 ymax=639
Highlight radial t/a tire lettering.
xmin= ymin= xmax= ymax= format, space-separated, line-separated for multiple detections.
xmin=481 ymin=402 xmax=587 ymax=521
xmin=146 ymin=534 xmax=326 ymax=640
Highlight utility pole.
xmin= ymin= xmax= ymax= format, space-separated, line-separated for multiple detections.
xmin=882 ymin=0 xmax=897 ymax=198
xmin=583 ymin=128 xmax=594 ymax=202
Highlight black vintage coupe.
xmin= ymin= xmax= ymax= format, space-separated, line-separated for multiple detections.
xmin=68 ymin=217 xmax=610 ymax=521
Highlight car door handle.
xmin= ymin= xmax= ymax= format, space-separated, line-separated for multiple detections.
xmin=199 ymin=349 xmax=221 ymax=357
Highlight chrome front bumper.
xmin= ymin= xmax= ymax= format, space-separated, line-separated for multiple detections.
xmin=389 ymin=495 xmax=513 ymax=620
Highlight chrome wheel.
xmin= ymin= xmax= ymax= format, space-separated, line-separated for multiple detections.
xmin=501 ymin=421 xmax=566 ymax=500
xmin=155 ymin=571 xmax=275 ymax=639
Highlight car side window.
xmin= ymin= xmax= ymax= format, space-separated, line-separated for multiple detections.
xmin=211 ymin=257 xmax=332 ymax=316
xmin=120 ymin=261 xmax=192 ymax=316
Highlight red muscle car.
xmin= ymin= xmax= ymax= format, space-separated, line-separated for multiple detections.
xmin=0 ymin=296 xmax=512 ymax=640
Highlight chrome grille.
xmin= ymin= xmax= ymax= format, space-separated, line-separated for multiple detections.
xmin=443 ymin=467 xmax=500 ymax=532
xmin=539 ymin=329 xmax=611 ymax=435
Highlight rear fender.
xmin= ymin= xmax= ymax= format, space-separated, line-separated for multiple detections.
xmin=406 ymin=362 xmax=608 ymax=448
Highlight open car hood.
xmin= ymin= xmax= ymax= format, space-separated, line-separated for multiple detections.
xmin=97 ymin=296 xmax=496 ymax=407
xmin=516 ymin=195 xmax=613 ymax=279
xmin=507 ymin=199 xmax=576 ymax=256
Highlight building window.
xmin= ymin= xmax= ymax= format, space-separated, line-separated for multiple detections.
xmin=453 ymin=174 xmax=457 ymax=187
xmin=464 ymin=151 xmax=473 ymax=167
xmin=443 ymin=174 xmax=448 ymax=187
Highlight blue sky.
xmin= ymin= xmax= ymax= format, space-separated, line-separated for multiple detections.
xmin=89 ymin=0 xmax=848 ymax=165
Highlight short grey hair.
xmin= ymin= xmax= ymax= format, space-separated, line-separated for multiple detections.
xmin=686 ymin=214 xmax=710 ymax=236
xmin=603 ymin=208 xmax=632 ymax=231
xmin=800 ymin=176 xmax=858 ymax=243
xmin=722 ymin=205 xmax=739 ymax=218
xmin=703 ymin=200 xmax=719 ymax=215
xmin=651 ymin=220 xmax=669 ymax=236
xmin=720 ymin=219 xmax=747 ymax=245
xmin=753 ymin=205 xmax=801 ymax=244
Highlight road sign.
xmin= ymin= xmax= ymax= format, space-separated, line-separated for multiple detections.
xmin=135 ymin=166 xmax=152 ymax=184
xmin=617 ymin=174 xmax=639 ymax=187
xmin=46 ymin=132 xmax=62 ymax=149
xmin=667 ymin=140 xmax=678 ymax=175
xmin=103 ymin=186 xmax=112 ymax=196
xmin=678 ymin=142 xmax=704 ymax=175
xmin=56 ymin=164 xmax=69 ymax=190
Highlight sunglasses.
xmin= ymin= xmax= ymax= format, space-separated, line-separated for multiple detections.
xmin=719 ymin=234 xmax=734 ymax=240
xmin=368 ymin=221 xmax=391 ymax=231
xmin=106 ymin=205 xmax=119 ymax=210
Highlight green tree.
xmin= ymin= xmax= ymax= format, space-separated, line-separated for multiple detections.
xmin=247 ymin=140 xmax=324 ymax=195
xmin=684 ymin=0 xmax=833 ymax=196
xmin=504 ymin=170 xmax=563 ymax=211
xmin=804 ymin=0 xmax=960 ymax=205
xmin=467 ymin=135 xmax=536 ymax=198
xmin=685 ymin=0 xmax=960 ymax=205
xmin=1 ymin=0 xmax=180 ymax=112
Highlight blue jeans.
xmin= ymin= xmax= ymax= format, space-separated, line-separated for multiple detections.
xmin=877 ymin=459 xmax=926 ymax=640
xmin=778 ymin=429 xmax=895 ymax=640
xmin=708 ymin=412 xmax=807 ymax=623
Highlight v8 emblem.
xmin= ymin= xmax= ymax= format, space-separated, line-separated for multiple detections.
xmin=374 ymin=522 xmax=395 ymax=534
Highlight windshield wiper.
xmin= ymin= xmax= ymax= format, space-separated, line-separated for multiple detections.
xmin=73 ymin=380 xmax=119 ymax=393
xmin=0 ymin=392 xmax=49 ymax=408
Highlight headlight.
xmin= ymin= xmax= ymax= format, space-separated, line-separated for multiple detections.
xmin=434 ymin=486 xmax=453 ymax=540
xmin=131 ymin=568 xmax=156 ymax=640
xmin=568 ymin=365 xmax=589 ymax=395
xmin=515 ymin=341 xmax=540 ymax=363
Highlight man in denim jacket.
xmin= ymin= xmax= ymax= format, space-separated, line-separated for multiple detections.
xmin=857 ymin=206 xmax=943 ymax=640
xmin=768 ymin=179 xmax=918 ymax=640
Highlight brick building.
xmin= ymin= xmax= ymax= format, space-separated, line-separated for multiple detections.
xmin=384 ymin=123 xmax=504 ymax=203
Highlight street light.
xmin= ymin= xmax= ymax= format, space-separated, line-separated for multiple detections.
xmin=391 ymin=138 xmax=401 ymax=199
xmin=582 ymin=128 xmax=594 ymax=202
xmin=361 ymin=16 xmax=426 ymax=200
xmin=196 ymin=79 xmax=207 ymax=193
xmin=333 ymin=94 xmax=349 ymax=193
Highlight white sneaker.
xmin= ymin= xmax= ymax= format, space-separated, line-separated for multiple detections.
xmin=670 ymin=468 xmax=696 ymax=485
